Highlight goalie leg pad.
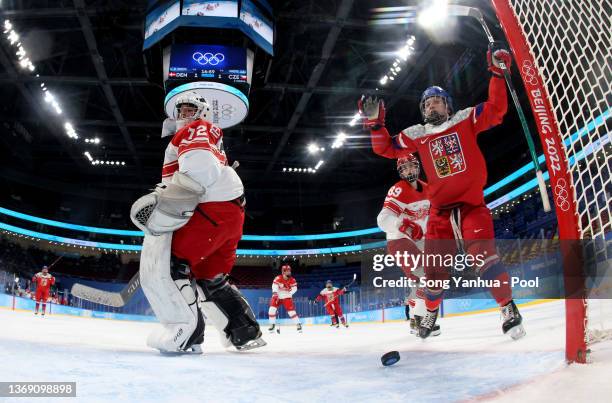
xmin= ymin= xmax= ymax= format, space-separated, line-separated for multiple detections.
xmin=140 ymin=233 xmax=204 ymax=353
xmin=196 ymin=274 xmax=265 ymax=350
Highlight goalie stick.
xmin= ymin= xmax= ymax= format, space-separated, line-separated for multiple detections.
xmin=446 ymin=5 xmax=551 ymax=213
xmin=71 ymin=159 xmax=240 ymax=306
xmin=70 ymin=271 xmax=140 ymax=308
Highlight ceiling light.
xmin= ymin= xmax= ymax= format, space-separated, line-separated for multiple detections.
xmin=418 ymin=0 xmax=449 ymax=28
xmin=308 ymin=143 xmax=320 ymax=154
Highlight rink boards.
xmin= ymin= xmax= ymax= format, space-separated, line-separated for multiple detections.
xmin=0 ymin=292 xmax=544 ymax=325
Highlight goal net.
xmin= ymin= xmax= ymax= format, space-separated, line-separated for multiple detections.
xmin=492 ymin=0 xmax=611 ymax=363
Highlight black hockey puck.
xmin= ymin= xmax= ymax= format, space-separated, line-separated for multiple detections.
xmin=381 ymin=351 xmax=400 ymax=366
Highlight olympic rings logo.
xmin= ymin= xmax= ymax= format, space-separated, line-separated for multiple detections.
xmin=521 ymin=60 xmax=539 ymax=86
xmin=192 ymin=52 xmax=225 ymax=66
xmin=221 ymin=104 xmax=235 ymax=119
xmin=553 ymin=178 xmax=571 ymax=212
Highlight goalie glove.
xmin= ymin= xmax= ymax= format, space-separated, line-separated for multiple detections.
xmin=487 ymin=44 xmax=512 ymax=77
xmin=398 ymin=218 xmax=424 ymax=241
xmin=130 ymin=172 xmax=205 ymax=236
xmin=358 ymin=95 xmax=386 ymax=130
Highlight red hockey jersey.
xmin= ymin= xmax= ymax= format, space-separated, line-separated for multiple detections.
xmin=370 ymin=76 xmax=507 ymax=208
xmin=316 ymin=287 xmax=345 ymax=304
xmin=32 ymin=272 xmax=55 ymax=292
xmin=272 ymin=275 xmax=297 ymax=299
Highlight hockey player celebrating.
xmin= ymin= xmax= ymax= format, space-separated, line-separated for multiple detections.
xmin=268 ymin=264 xmax=302 ymax=333
xmin=376 ymin=154 xmax=439 ymax=336
xmin=316 ymin=280 xmax=348 ymax=328
xmin=32 ymin=266 xmax=55 ymax=316
xmin=360 ymin=46 xmax=524 ymax=340
xmin=130 ymin=94 xmax=264 ymax=354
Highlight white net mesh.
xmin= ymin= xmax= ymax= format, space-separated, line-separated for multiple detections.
xmin=507 ymin=0 xmax=611 ymax=346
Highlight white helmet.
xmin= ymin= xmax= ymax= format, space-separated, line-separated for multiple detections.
xmin=174 ymin=93 xmax=211 ymax=129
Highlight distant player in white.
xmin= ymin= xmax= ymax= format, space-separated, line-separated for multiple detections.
xmin=377 ymin=153 xmax=440 ymax=336
xmin=268 ymin=264 xmax=302 ymax=333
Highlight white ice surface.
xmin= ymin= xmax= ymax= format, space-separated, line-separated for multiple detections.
xmin=1 ymin=300 xmax=611 ymax=403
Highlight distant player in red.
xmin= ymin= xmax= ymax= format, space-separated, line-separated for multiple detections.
xmin=316 ymin=280 xmax=348 ymax=328
xmin=360 ymin=46 xmax=524 ymax=340
xmin=32 ymin=266 xmax=55 ymax=316
xmin=268 ymin=264 xmax=302 ymax=333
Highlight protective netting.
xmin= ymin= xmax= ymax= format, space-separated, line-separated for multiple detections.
xmin=507 ymin=0 xmax=611 ymax=347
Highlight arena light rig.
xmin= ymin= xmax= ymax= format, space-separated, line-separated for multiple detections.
xmin=378 ymin=36 xmax=415 ymax=87
xmin=307 ymin=143 xmax=325 ymax=154
xmin=331 ymin=132 xmax=347 ymax=149
xmin=1 ymin=18 xmax=119 ymax=167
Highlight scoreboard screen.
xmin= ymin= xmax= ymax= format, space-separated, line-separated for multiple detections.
xmin=167 ymin=44 xmax=248 ymax=85
xmin=143 ymin=0 xmax=274 ymax=55
xmin=144 ymin=1 xmax=180 ymax=40
xmin=240 ymin=0 xmax=273 ymax=48
xmin=182 ymin=1 xmax=238 ymax=18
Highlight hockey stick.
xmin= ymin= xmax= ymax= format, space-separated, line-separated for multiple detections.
xmin=71 ymin=162 xmax=237 ymax=308
xmin=47 ymin=255 xmax=64 ymax=269
xmin=70 ymin=271 xmax=140 ymax=308
xmin=447 ymin=5 xmax=551 ymax=213
xmin=343 ymin=273 xmax=357 ymax=289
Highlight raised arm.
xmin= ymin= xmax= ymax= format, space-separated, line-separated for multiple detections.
xmin=472 ymin=48 xmax=512 ymax=134
xmin=358 ymin=96 xmax=417 ymax=158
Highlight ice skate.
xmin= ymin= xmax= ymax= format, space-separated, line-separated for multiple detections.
xmin=501 ymin=300 xmax=525 ymax=340
xmin=418 ymin=309 xmax=439 ymax=339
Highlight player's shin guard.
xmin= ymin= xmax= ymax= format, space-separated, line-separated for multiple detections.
xmin=288 ymin=310 xmax=299 ymax=324
xmin=268 ymin=307 xmax=277 ymax=325
xmin=196 ymin=274 xmax=266 ymax=351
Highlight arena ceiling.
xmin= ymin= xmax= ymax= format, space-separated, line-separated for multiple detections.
xmin=0 ymin=0 xmax=539 ymax=233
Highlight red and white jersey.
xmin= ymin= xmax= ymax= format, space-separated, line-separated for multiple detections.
xmin=371 ymin=76 xmax=507 ymax=208
xmin=32 ymin=272 xmax=55 ymax=291
xmin=377 ymin=180 xmax=429 ymax=241
xmin=161 ymin=119 xmax=243 ymax=203
xmin=316 ymin=287 xmax=345 ymax=304
xmin=272 ymin=275 xmax=297 ymax=299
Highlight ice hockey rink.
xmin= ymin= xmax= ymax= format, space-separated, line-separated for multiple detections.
xmin=2 ymin=300 xmax=611 ymax=403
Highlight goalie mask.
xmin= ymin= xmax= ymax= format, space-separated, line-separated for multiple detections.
xmin=420 ymin=86 xmax=453 ymax=126
xmin=397 ymin=153 xmax=420 ymax=182
xmin=174 ymin=94 xmax=211 ymax=130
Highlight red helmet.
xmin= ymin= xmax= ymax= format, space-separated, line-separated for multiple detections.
xmin=397 ymin=153 xmax=419 ymax=182
xmin=281 ymin=264 xmax=291 ymax=275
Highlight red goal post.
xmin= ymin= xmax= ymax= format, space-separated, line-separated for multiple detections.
xmin=491 ymin=0 xmax=611 ymax=363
